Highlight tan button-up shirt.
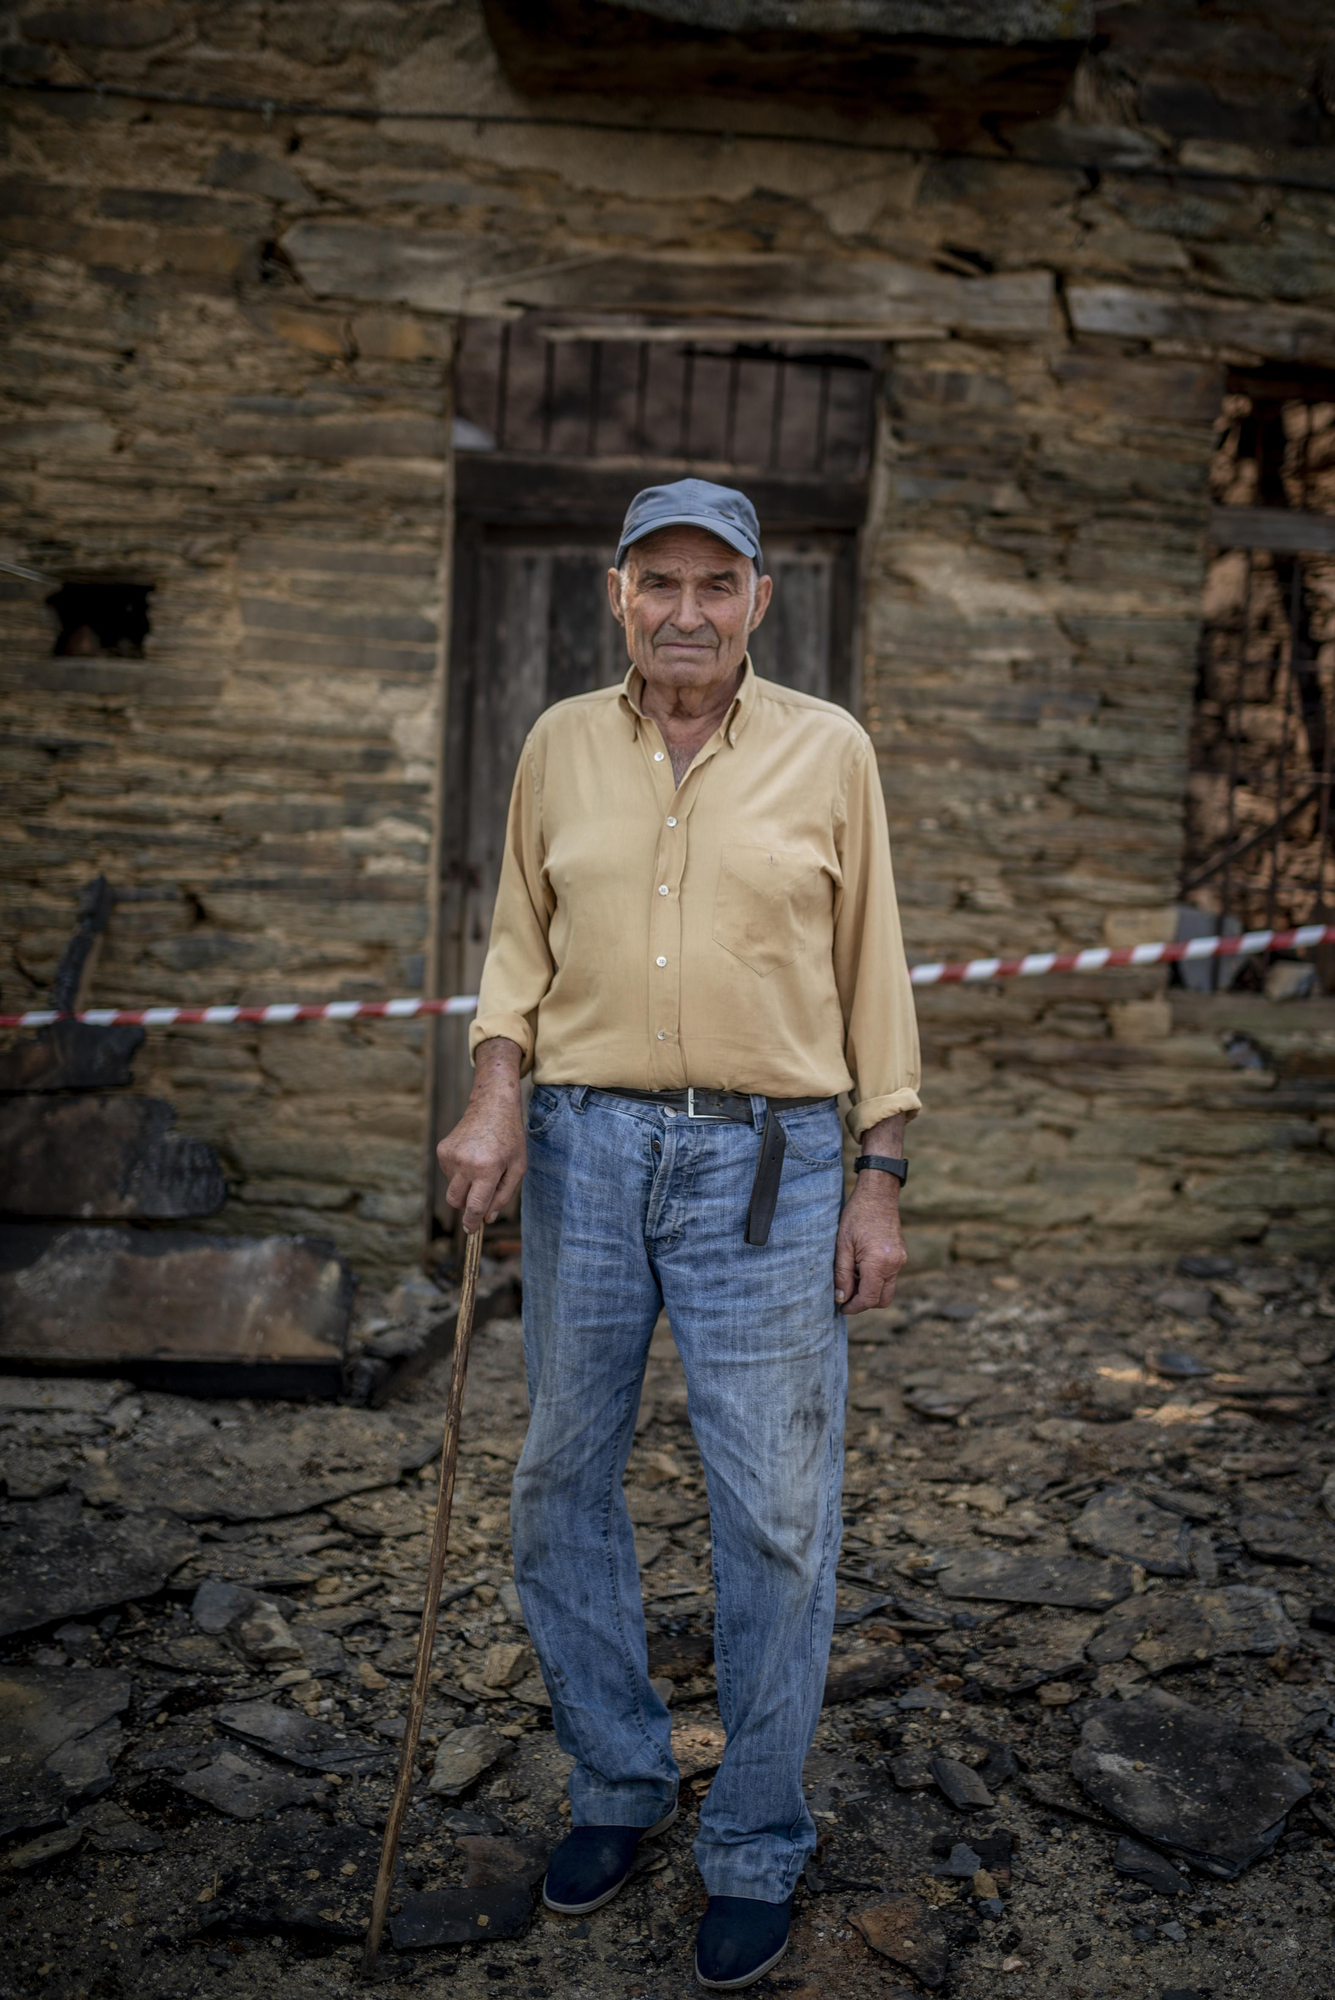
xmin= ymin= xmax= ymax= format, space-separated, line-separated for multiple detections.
xmin=471 ymin=657 xmax=921 ymax=1138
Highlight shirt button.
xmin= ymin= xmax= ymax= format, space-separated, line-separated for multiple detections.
xmin=656 ymin=1030 xmax=666 ymax=1040
xmin=666 ymin=816 xmax=677 ymax=827
xmin=658 ymin=884 xmax=669 ymax=896
xmin=656 ymin=956 xmax=667 ymax=967
xmin=653 ymin=751 xmax=665 ymax=762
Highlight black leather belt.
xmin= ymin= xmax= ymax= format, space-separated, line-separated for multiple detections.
xmin=599 ymin=1087 xmax=833 ymax=1247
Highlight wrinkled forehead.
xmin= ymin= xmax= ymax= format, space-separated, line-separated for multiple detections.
xmin=621 ymin=524 xmax=756 ymax=577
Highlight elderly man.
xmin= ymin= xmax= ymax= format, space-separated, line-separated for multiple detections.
xmin=437 ymin=477 xmax=920 ymax=1990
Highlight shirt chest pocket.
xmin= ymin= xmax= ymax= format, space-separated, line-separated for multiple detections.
xmin=712 ymin=845 xmax=819 ymax=978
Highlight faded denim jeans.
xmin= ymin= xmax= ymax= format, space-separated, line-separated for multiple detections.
xmin=511 ymin=1084 xmax=846 ymax=1902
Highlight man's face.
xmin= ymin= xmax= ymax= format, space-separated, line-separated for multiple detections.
xmin=607 ymin=525 xmax=772 ymax=695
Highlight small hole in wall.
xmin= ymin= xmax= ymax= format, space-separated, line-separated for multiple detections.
xmin=48 ymin=580 xmax=152 ymax=658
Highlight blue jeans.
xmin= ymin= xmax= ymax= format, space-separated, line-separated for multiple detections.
xmin=511 ymin=1084 xmax=846 ymax=1902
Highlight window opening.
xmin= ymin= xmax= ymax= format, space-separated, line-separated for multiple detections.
xmin=1185 ymin=369 xmax=1335 ymax=971
xmin=454 ymin=316 xmax=878 ymax=479
xmin=48 ymin=580 xmax=152 ymax=658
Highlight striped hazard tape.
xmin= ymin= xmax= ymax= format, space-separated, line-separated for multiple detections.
xmin=2 ymin=924 xmax=1331 ymax=1031
xmin=907 ymin=921 xmax=1334 ymax=987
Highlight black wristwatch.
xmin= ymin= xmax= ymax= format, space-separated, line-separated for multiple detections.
xmin=854 ymin=1154 xmax=909 ymax=1185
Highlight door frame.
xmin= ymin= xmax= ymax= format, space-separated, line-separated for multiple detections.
xmin=425 ymin=426 xmax=882 ymax=1264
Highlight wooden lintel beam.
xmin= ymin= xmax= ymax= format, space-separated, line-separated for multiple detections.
xmin=1209 ymin=506 xmax=1335 ymax=556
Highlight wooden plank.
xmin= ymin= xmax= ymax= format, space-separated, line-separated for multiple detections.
xmin=483 ymin=0 xmax=1089 ymax=118
xmin=281 ymin=223 xmax=1053 ymax=338
xmin=455 ymin=456 xmax=868 ymax=530
xmin=540 ymin=319 xmax=971 ymax=344
xmin=1068 ymin=283 xmax=1335 ymax=367
xmin=546 ymin=550 xmax=621 ymax=705
xmin=1209 ymin=505 xmax=1335 ymax=555
xmin=749 ymin=544 xmax=835 ymax=702
xmin=0 ymin=1095 xmax=226 ymax=1221
xmin=0 ymin=1227 xmax=351 ymax=1388
xmin=465 ymin=542 xmax=551 ymax=996
xmin=467 ymin=258 xmax=1054 ymax=338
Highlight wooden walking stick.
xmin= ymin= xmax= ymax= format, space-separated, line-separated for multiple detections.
xmin=363 ymin=1223 xmax=486 ymax=1974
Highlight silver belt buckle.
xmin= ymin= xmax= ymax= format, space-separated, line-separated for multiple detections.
xmin=686 ymin=1087 xmax=724 ymax=1121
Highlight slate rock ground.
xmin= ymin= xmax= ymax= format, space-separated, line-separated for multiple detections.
xmin=0 ymin=1666 xmax=132 ymax=1838
xmin=76 ymin=1402 xmax=443 ymax=1521
xmin=429 ymin=1724 xmax=510 ymax=1796
xmin=1114 ymin=1836 xmax=1190 ymax=1895
xmin=216 ymin=1699 xmax=389 ymax=1774
xmin=1088 ymin=1584 xmax=1301 ymax=1675
xmin=203 ymin=1812 xmax=389 ymax=1942
xmin=177 ymin=1748 xmax=331 ymax=1820
xmin=1071 ymin=1689 xmax=1313 ymax=1877
xmin=2 ymin=1256 xmax=1335 ymax=2000
xmin=1069 ymin=1485 xmax=1195 ymax=1576
xmin=390 ymin=1878 xmax=534 ymax=1948
xmin=851 ymin=1891 xmax=952 ymax=1985
xmin=936 ymin=1549 xmax=1137 ymax=1609
xmin=0 ymin=1492 xmax=198 ymax=1637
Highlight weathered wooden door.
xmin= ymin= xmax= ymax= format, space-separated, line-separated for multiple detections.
xmin=431 ymin=320 xmax=876 ymax=1241
xmin=433 ymin=518 xmax=859 ymax=1235
xmin=440 ymin=527 xmax=623 ymax=1048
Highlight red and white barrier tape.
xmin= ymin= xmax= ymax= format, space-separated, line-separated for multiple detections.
xmin=2 ymin=925 xmax=1331 ymax=1031
xmin=906 ymin=922 xmax=1334 ymax=987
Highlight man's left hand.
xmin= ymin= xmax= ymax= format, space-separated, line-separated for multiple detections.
xmin=834 ymin=1171 xmax=907 ymax=1314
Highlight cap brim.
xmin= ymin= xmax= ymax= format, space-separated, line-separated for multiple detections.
xmin=616 ymin=512 xmax=759 ymax=566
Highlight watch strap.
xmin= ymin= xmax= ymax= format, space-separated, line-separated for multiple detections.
xmin=854 ymin=1154 xmax=909 ymax=1184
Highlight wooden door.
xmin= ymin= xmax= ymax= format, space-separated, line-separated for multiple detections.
xmin=432 ymin=517 xmax=859 ymax=1236
xmin=749 ymin=534 xmax=856 ymax=705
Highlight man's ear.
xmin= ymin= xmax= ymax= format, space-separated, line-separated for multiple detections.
xmin=606 ymin=566 xmax=627 ymax=628
xmin=748 ymin=571 xmax=774 ymax=633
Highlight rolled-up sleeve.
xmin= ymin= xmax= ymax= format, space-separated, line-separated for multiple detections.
xmin=834 ymin=737 xmax=922 ymax=1138
xmin=468 ymin=740 xmax=554 ymax=1072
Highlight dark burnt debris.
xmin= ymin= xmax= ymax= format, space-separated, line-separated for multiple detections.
xmin=2 ymin=1256 xmax=1335 ymax=1999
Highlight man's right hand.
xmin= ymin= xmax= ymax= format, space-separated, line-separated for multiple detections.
xmin=436 ymin=1037 xmax=527 ymax=1232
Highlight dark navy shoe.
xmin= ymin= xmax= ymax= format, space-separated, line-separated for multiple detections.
xmin=542 ymin=1804 xmax=678 ymax=1915
xmin=695 ymin=1894 xmax=793 ymax=1989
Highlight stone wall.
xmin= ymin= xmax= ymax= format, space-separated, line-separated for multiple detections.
xmin=860 ymin=334 xmax=1329 ymax=1268
xmin=0 ymin=119 xmax=457 ymax=1276
xmin=2 ymin=0 xmax=1334 ymax=1277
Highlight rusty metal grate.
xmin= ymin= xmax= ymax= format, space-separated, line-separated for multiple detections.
xmin=454 ymin=316 xmax=879 ymax=479
xmin=1184 ymin=372 xmax=1335 ymax=941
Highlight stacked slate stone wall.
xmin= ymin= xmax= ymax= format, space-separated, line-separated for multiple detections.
xmin=1 ymin=1 xmax=1333 ymax=1277
xmin=866 ymin=339 xmax=1335 ymax=1267
xmin=0 ymin=81 xmax=456 ymax=1276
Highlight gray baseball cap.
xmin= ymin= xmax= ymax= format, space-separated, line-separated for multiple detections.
xmin=616 ymin=478 xmax=763 ymax=571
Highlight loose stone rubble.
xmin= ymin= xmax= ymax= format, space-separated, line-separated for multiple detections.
xmin=1 ymin=1252 xmax=1334 ymax=1999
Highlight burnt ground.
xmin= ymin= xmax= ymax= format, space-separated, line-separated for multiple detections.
xmin=3 ymin=1254 xmax=1335 ymax=2000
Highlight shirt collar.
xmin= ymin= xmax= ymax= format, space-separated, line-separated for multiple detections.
xmin=619 ymin=653 xmax=757 ymax=747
